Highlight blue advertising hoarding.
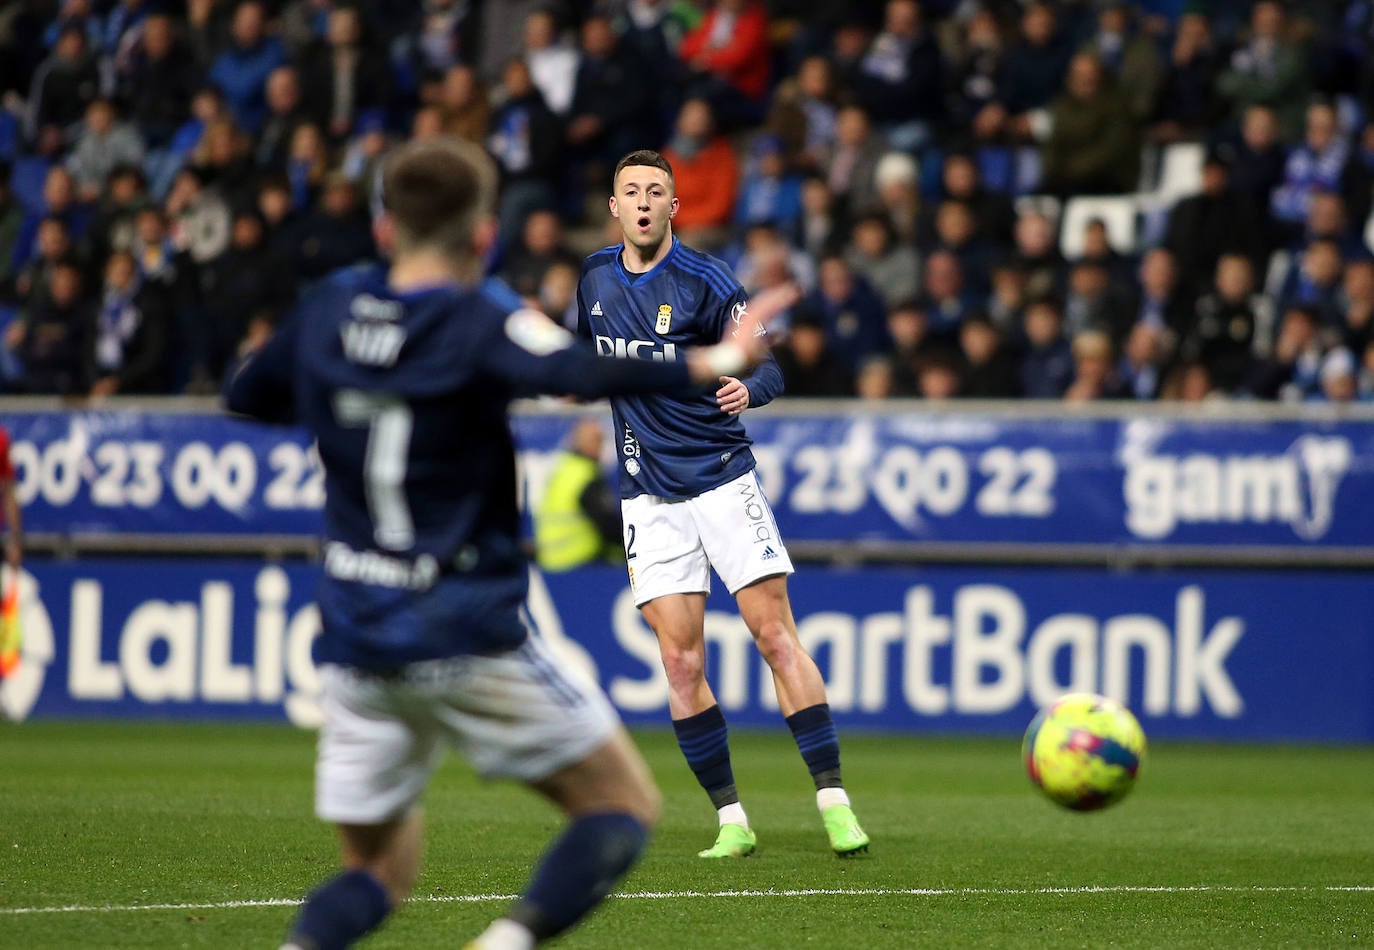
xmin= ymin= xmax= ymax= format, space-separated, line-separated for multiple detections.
xmin=6 ymin=406 xmax=1374 ymax=550
xmin=5 ymin=560 xmax=1371 ymax=742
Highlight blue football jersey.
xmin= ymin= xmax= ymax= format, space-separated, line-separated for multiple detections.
xmin=577 ymin=237 xmax=784 ymax=499
xmin=226 ymin=264 xmax=693 ymax=667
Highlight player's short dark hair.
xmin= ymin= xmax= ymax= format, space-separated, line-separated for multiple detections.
xmin=381 ymin=137 xmax=496 ymax=255
xmin=612 ymin=150 xmax=674 ymax=192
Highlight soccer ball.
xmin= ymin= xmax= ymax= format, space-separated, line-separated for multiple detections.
xmin=1022 ymin=693 xmax=1146 ymax=811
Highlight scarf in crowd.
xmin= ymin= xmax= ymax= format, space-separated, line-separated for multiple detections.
xmin=95 ymin=274 xmax=143 ymax=373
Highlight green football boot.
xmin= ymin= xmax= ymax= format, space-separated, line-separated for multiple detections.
xmin=698 ymin=823 xmax=757 ymax=858
xmin=822 ymin=804 xmax=869 ymax=856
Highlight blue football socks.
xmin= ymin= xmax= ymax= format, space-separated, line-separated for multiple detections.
xmin=786 ymin=703 xmax=844 ymax=789
xmin=285 ymin=868 xmax=391 ymax=950
xmin=672 ymin=704 xmax=740 ymax=808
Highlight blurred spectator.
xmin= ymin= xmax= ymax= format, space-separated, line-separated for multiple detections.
xmin=1270 ymin=101 xmax=1359 ymax=240
xmin=255 ymin=174 xmax=303 ymax=263
xmin=916 ymin=351 xmax=962 ymax=399
xmin=1118 ymin=321 xmax=1168 ymax=400
xmin=207 ymin=1 xmax=287 ymax=132
xmin=1183 ymin=253 xmax=1263 ymax=393
xmin=1020 ymin=295 xmax=1073 ymax=398
xmin=790 ymin=54 xmax=839 ymax=169
xmin=959 ymin=313 xmax=1021 ymax=398
xmin=734 ymin=135 xmax=804 ymax=235
xmin=25 ymin=26 xmax=102 ymax=146
xmin=4 ymin=217 xmax=72 ymax=309
xmin=798 ymin=175 xmax=841 ymax=260
xmin=987 ymin=259 xmax=1028 ymax=336
xmin=774 ymin=308 xmax=853 ymax=397
xmin=186 ymin=0 xmax=235 ymax=69
xmin=488 ymin=57 xmax=562 ymax=248
xmin=1217 ymin=0 xmax=1309 ymax=141
xmin=678 ymin=0 xmax=770 ymax=129
xmin=13 ymin=166 xmax=93 ymax=273
xmin=845 ymin=213 xmax=919 ymax=309
xmin=255 ymin=66 xmax=307 ymax=169
xmin=1314 ymin=345 xmax=1358 ymax=401
xmin=734 ymin=223 xmax=815 ymax=295
xmin=201 ymin=207 xmax=290 ymax=377
xmin=1278 ymin=238 xmax=1345 ymax=329
xmin=1359 ymin=339 xmax=1374 ymax=400
xmin=86 ymin=164 xmax=148 ymax=263
xmin=286 ymin=121 xmax=328 ymax=211
xmin=565 ymin=15 xmax=654 ymax=170
xmin=978 ymin=1 xmax=1069 ymax=141
xmin=301 ymin=6 xmax=391 ymax=141
xmin=855 ymin=354 xmax=898 ymax=400
xmin=939 ymin=151 xmax=1015 ymax=248
xmin=1042 ymin=53 xmax=1140 ymax=196
xmin=1011 ymin=207 xmax=1065 ymax=301
xmin=824 ymin=105 xmax=885 ymax=220
xmin=131 ymin=205 xmax=182 ymax=289
xmin=1080 ymin=1 xmax=1161 ymax=123
xmin=1064 ymin=257 xmax=1133 ymax=344
xmin=523 ymin=8 xmax=579 ymax=118
xmin=1150 ymin=11 xmax=1223 ymax=142
xmin=502 ymin=209 xmax=578 ymax=299
xmin=1302 ymin=190 xmax=1360 ymax=256
xmin=1160 ymin=360 xmax=1217 ymax=402
xmin=102 ymin=0 xmax=149 ymax=57
xmin=854 ymin=0 xmax=944 ymax=151
xmin=1074 ymin=216 xmax=1131 ymax=286
xmin=885 ymin=298 xmax=943 ymax=394
xmin=66 ymin=99 xmax=145 ymax=202
xmin=1132 ymin=248 xmax=1189 ymax=340
xmin=393 ymin=0 xmax=471 ymax=86
xmin=662 ymin=97 xmax=737 ymax=250
xmin=534 ymin=417 xmax=623 ymax=572
xmin=6 ymin=257 xmax=89 ymax=395
xmin=537 ymin=260 xmax=579 ymax=331
xmin=116 ymin=12 xmax=195 ymax=149
xmin=165 ymin=166 xmax=230 ymax=265
xmin=804 ymin=252 xmax=890 ymax=371
xmin=292 ymin=173 xmax=375 ymax=282
xmin=871 ymin=151 xmax=921 ymax=244
xmin=947 ymin=6 xmax=1004 ymax=131
xmin=1064 ymin=329 xmax=1127 ymax=400
xmin=1163 ymin=146 xmax=1267 ymax=302
xmin=920 ymin=249 xmax=975 ymax=335
xmin=85 ymin=248 xmax=170 ymax=398
xmin=1227 ymin=105 xmax=1286 ymax=223
xmin=1245 ymin=305 xmax=1324 ymax=400
xmin=191 ymin=117 xmax=255 ymax=208
xmin=929 ymin=199 xmax=992 ymax=294
xmin=435 ymin=65 xmax=491 ymax=145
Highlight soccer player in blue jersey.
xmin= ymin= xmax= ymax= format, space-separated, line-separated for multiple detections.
xmin=226 ymin=138 xmax=787 ymax=950
xmin=577 ymin=150 xmax=869 ymax=859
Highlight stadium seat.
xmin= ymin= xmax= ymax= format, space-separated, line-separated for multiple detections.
xmin=1058 ymin=195 xmax=1140 ymax=259
xmin=1153 ymin=142 xmax=1206 ymax=205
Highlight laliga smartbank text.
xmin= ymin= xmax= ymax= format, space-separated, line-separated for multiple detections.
xmin=606 ymin=584 xmax=1243 ymax=719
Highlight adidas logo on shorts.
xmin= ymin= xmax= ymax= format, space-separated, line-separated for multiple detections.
xmin=761 ymin=545 xmax=778 ymax=560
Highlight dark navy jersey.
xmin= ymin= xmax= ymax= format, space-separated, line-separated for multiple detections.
xmin=577 ymin=237 xmax=784 ymax=500
xmin=226 ymin=264 xmax=692 ymax=668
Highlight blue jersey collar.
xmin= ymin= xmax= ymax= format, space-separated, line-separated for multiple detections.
xmin=615 ymin=235 xmax=679 ymax=286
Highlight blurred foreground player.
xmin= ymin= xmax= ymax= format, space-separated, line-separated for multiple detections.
xmin=225 ymin=137 xmax=790 ymax=950
xmin=577 ymin=150 xmax=869 ymax=859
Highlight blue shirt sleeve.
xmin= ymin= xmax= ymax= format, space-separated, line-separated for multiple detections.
xmin=478 ymin=309 xmax=694 ymax=399
xmin=223 ymin=315 xmax=299 ymax=423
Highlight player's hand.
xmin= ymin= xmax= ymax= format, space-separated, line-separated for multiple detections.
xmin=716 ymin=376 xmax=750 ymax=416
xmin=685 ymin=282 xmax=797 ymax=385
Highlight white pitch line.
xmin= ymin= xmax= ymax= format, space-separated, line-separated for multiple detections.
xmin=1 ymin=885 xmax=1370 ymax=917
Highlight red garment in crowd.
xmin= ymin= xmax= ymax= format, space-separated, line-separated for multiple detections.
xmin=678 ymin=3 xmax=771 ymax=101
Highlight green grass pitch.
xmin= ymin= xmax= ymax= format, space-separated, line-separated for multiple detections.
xmin=1 ymin=722 xmax=1371 ymax=948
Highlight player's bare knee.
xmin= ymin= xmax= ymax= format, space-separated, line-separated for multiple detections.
xmin=660 ymin=641 xmax=706 ymax=687
xmin=753 ymin=618 xmax=802 ymax=672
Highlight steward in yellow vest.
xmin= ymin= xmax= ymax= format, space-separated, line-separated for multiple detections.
xmin=535 ymin=419 xmax=623 ymax=571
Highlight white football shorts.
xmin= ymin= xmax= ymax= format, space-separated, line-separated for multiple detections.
xmin=620 ymin=468 xmax=794 ymax=608
xmin=315 ymin=635 xmax=620 ymax=824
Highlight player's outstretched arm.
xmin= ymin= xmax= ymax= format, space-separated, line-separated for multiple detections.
xmin=486 ymin=286 xmax=798 ymax=399
xmin=223 ymin=318 xmax=300 ymax=424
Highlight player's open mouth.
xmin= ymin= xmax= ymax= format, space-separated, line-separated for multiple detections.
xmin=637 ymin=216 xmax=651 ymax=229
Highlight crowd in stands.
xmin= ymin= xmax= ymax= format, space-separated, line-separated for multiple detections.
xmin=1 ymin=0 xmax=1373 ymax=403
